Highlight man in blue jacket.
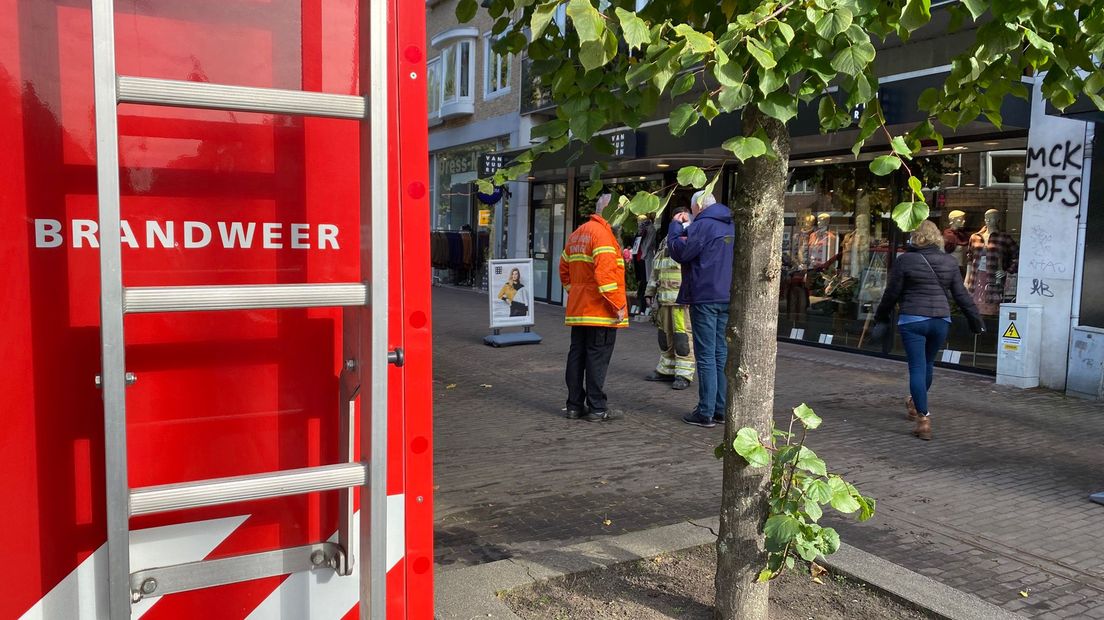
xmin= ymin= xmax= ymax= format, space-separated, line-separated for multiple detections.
xmin=668 ymin=191 xmax=735 ymax=428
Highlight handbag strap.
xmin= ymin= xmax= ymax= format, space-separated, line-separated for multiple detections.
xmin=917 ymin=252 xmax=949 ymax=294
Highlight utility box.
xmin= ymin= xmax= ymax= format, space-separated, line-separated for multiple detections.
xmin=996 ymin=304 xmax=1044 ymax=388
xmin=1067 ymin=326 xmax=1104 ymax=400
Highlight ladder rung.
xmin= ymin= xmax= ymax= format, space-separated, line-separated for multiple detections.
xmin=129 ymin=541 xmax=346 ymax=601
xmin=124 ymin=283 xmax=367 ymax=313
xmin=117 ymin=76 xmax=367 ymax=119
xmin=130 ymin=463 xmax=366 ymax=516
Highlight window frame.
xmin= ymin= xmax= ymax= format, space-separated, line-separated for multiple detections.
xmin=483 ymin=32 xmax=512 ymax=100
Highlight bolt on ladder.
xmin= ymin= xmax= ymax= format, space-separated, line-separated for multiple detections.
xmin=89 ymin=1 xmax=392 ymax=618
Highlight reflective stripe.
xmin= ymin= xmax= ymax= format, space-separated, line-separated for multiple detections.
xmin=591 ymin=246 xmax=617 ymax=257
xmin=565 ymin=316 xmax=629 ymax=326
xmin=616 ymin=259 xmax=626 ymax=267
xmin=563 ymin=253 xmax=594 ymax=263
xmin=597 ymin=283 xmax=619 ymax=293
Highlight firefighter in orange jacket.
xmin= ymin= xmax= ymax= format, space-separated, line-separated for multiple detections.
xmin=559 ymin=194 xmax=629 ymax=421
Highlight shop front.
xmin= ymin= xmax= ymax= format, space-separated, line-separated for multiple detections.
xmin=777 ymin=140 xmax=1028 ymax=372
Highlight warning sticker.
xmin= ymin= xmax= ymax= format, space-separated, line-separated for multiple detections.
xmin=1003 ymin=322 xmax=1021 ymax=340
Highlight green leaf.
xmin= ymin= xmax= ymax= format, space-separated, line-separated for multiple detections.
xmin=757 ymin=91 xmax=798 ymax=124
xmin=674 ymin=24 xmax=715 ymax=53
xmin=869 ymin=155 xmax=902 ymax=176
xmin=818 ymin=527 xmax=841 ymax=554
xmin=712 ymin=47 xmax=744 ymax=88
xmin=626 ymin=62 xmax=658 ymax=89
xmin=908 ymin=175 xmax=923 ymax=198
xmin=804 ymin=478 xmax=832 ymax=504
xmin=805 ymin=499 xmax=823 ymax=521
xmin=677 ymin=166 xmax=708 ymax=189
xmin=615 ymin=8 xmax=650 ymax=51
xmin=671 ymin=72 xmax=697 ymax=97
xmin=714 ymin=443 xmax=726 ymax=459
xmin=758 ymin=69 xmax=785 ymax=96
xmin=455 ymin=0 xmax=478 ymax=23
xmin=669 ymin=103 xmax=699 ymax=137
xmin=756 ymin=568 xmax=774 ymax=583
xmin=831 ymin=41 xmax=876 ymax=75
xmin=917 ymin=87 xmax=941 ymax=111
xmin=856 ymin=495 xmax=876 ymax=522
xmin=792 ymin=403 xmax=822 ymax=429
xmin=721 ymin=136 xmax=768 ymax=162
xmin=815 ymin=8 xmax=853 ymax=40
xmin=733 ymin=427 xmax=771 ymax=468
xmin=900 ymin=0 xmax=932 ymax=32
xmin=579 ymin=38 xmax=612 ymax=72
xmin=530 ymin=2 xmax=559 ymax=39
xmin=718 ymin=83 xmax=753 ymax=112
xmin=627 ymin=191 xmax=661 ymax=215
xmin=747 ymin=39 xmax=777 ymax=69
xmin=764 ymin=514 xmax=802 ymax=550
xmin=961 ymin=0 xmax=986 ymax=19
xmin=890 ymin=136 xmax=912 ymax=157
xmin=828 ymin=477 xmax=861 ymax=513
xmin=566 ymin=0 xmax=603 ymax=43
xmin=1024 ymin=29 xmax=1055 ymax=54
xmin=797 ymin=447 xmax=828 ymax=477
xmin=776 ymin=21 xmax=795 ymax=44
xmin=531 ymin=118 xmax=569 ymax=140
xmin=892 ymin=201 xmax=930 ymax=232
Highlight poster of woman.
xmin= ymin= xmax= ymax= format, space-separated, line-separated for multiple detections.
xmin=488 ymin=259 xmax=536 ymax=328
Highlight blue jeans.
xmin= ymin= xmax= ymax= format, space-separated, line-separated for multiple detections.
xmin=898 ymin=319 xmax=950 ymax=415
xmin=690 ymin=303 xmax=729 ymax=419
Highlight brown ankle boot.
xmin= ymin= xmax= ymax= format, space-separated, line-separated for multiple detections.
xmin=913 ymin=416 xmax=931 ymax=440
xmin=906 ymin=397 xmax=919 ymax=421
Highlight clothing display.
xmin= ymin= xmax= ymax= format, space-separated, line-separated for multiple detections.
xmin=497 ymin=281 xmax=531 ymax=317
xmin=964 ymin=227 xmax=1018 ymax=314
xmin=806 ymin=228 xmax=839 ymax=268
xmin=430 ymin=230 xmax=489 ymax=271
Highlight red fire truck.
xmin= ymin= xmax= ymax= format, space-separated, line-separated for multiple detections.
xmin=2 ymin=0 xmax=432 ymax=618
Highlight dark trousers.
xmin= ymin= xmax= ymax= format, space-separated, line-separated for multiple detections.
xmin=565 ymin=326 xmax=618 ymax=412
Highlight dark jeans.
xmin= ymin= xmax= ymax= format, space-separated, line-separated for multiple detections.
xmin=565 ymin=326 xmax=618 ymax=412
xmin=899 ymin=318 xmax=950 ymax=415
xmin=690 ymin=303 xmax=729 ymax=418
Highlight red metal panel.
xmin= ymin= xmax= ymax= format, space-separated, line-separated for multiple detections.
xmin=2 ymin=0 xmax=431 ymax=616
xmin=392 ymin=1 xmax=435 ymax=617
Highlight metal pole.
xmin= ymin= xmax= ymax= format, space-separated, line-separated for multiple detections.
xmin=90 ymin=0 xmax=131 ymax=617
xmin=362 ymin=0 xmax=390 ymax=617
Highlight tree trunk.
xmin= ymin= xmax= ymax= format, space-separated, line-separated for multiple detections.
xmin=714 ymin=108 xmax=792 ymax=620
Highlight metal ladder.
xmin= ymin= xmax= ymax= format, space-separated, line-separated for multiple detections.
xmin=89 ymin=1 xmax=391 ymax=618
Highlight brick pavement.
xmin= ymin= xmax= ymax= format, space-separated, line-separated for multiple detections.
xmin=431 ymin=286 xmax=1104 ymax=618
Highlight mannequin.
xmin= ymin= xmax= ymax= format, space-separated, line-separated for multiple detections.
xmin=787 ymin=214 xmax=816 ymax=322
xmin=965 ymin=209 xmax=1018 ymax=315
xmin=806 ymin=213 xmax=839 ymax=269
xmin=943 ymin=209 xmax=969 ymax=271
xmin=792 ymin=213 xmax=816 ymax=268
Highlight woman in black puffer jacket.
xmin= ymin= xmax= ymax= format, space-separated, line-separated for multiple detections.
xmin=875 ymin=220 xmax=985 ymax=440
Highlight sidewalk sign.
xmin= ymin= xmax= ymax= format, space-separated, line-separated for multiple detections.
xmin=484 ymin=259 xmax=542 ymax=347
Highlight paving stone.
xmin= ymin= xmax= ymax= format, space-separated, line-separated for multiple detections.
xmin=431 ymin=287 xmax=1104 ymax=619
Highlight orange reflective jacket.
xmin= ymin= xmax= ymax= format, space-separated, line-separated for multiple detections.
xmin=559 ymin=214 xmax=629 ymax=328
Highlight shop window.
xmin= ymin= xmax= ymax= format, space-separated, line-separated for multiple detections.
xmin=778 ymin=146 xmax=1026 ymax=372
xmin=484 ymin=33 xmax=512 ymax=98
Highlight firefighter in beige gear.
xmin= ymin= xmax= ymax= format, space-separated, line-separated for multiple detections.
xmin=559 ymin=194 xmax=629 ymax=422
xmin=644 ymin=205 xmax=695 ymax=391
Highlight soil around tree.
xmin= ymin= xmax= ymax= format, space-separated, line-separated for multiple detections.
xmin=503 ymin=545 xmax=940 ymax=620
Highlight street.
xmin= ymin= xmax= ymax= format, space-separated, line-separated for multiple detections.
xmin=432 ymin=286 xmax=1104 ymax=619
